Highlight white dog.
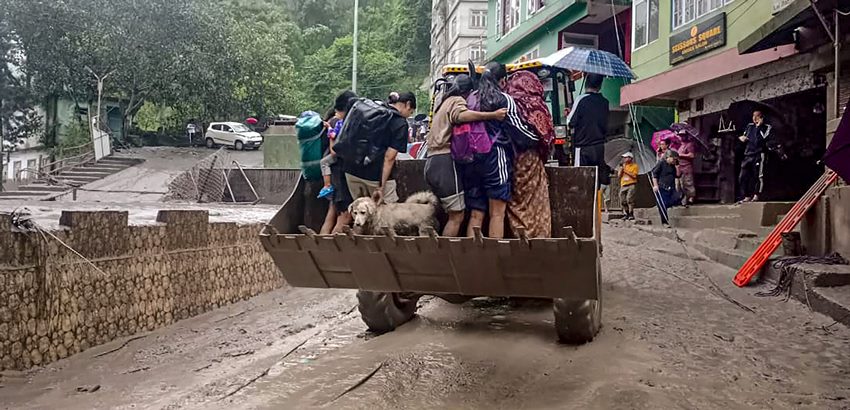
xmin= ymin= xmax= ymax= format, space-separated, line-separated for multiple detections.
xmin=348 ymin=191 xmax=439 ymax=236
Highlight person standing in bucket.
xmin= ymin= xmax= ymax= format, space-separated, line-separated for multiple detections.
xmin=343 ymin=92 xmax=416 ymax=203
xmin=567 ymin=73 xmax=609 ymax=185
xmin=618 ymin=152 xmax=639 ymax=220
xmin=426 ymin=74 xmax=506 ymax=237
xmin=462 ymin=62 xmax=539 ymax=239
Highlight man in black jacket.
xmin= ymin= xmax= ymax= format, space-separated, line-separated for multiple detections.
xmin=567 ymin=73 xmax=609 ymax=185
xmin=738 ymin=110 xmax=773 ymax=202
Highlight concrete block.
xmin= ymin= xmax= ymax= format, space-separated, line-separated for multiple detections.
xmin=156 ymin=210 xmax=209 ymax=250
xmin=58 ymin=211 xmax=130 ymax=259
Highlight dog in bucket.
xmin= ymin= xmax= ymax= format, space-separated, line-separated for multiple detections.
xmin=348 ymin=191 xmax=440 ymax=236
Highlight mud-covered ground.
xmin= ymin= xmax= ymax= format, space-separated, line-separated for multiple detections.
xmin=2 ymin=225 xmax=849 ymax=410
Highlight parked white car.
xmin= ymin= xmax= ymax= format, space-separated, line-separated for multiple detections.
xmin=205 ymin=122 xmax=263 ymax=150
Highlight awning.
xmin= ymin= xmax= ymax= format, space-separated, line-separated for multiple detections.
xmin=620 ymin=45 xmax=799 ymax=106
xmin=738 ymin=0 xmax=837 ymax=54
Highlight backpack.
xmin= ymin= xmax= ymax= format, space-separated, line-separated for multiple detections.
xmin=295 ymin=113 xmax=325 ymax=181
xmin=333 ymin=98 xmax=400 ymax=167
xmin=451 ymin=92 xmax=493 ymax=164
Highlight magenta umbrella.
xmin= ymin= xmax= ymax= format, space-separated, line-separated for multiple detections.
xmin=246 ymin=117 xmax=258 ymax=125
xmin=651 ymin=129 xmax=682 ymax=151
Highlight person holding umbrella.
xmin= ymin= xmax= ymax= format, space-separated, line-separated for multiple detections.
xmin=567 ymin=73 xmax=609 ymax=183
xmin=738 ymin=110 xmax=772 ymax=203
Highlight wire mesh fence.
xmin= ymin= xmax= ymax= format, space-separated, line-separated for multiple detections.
xmin=164 ymin=148 xmax=233 ymax=203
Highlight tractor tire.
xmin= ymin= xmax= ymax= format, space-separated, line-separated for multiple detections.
xmin=553 ymin=298 xmax=601 ymax=344
xmin=357 ymin=291 xmax=420 ymax=333
xmin=554 ymin=256 xmax=602 ymax=344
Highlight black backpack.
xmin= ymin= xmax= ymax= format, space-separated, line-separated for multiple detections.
xmin=334 ymin=98 xmax=400 ymax=167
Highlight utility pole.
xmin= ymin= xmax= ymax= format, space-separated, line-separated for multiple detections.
xmin=85 ymin=67 xmax=115 ymax=160
xmin=352 ymin=0 xmax=359 ymax=93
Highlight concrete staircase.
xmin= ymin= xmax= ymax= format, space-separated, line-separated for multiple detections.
xmin=0 ymin=157 xmax=143 ymax=201
xmin=631 ymin=202 xmax=794 ymax=272
xmin=625 ymin=202 xmax=850 ymax=327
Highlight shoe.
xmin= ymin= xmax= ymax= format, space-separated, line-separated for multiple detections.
xmin=317 ymin=185 xmax=335 ymax=199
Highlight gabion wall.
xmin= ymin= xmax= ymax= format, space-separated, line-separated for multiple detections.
xmin=0 ymin=210 xmax=283 ymax=371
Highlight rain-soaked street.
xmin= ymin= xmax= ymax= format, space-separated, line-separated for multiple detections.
xmin=3 ymin=225 xmax=850 ymax=410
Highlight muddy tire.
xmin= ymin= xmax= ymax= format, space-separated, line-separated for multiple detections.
xmin=357 ymin=291 xmax=420 ymax=333
xmin=436 ymin=294 xmax=472 ymax=304
xmin=553 ymin=298 xmax=601 ymax=344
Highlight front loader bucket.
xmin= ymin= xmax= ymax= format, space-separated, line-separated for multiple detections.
xmin=260 ymin=161 xmax=600 ymax=301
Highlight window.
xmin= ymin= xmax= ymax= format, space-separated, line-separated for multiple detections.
xmin=528 ymin=0 xmax=545 ymax=15
xmin=495 ymin=0 xmax=502 ymax=37
xmin=517 ymin=47 xmax=540 ymax=63
xmin=561 ymin=32 xmax=599 ymax=49
xmin=470 ymin=10 xmax=487 ymax=29
xmin=672 ymin=0 xmax=732 ymax=29
xmin=502 ymin=0 xmax=521 ymax=34
xmin=26 ymin=159 xmax=36 ymax=179
xmin=450 ymin=16 xmax=458 ymax=39
xmin=469 ymin=45 xmax=486 ymax=62
xmin=632 ymin=0 xmax=659 ymax=50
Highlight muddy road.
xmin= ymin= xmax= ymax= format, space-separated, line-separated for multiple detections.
xmin=2 ymin=225 xmax=849 ymax=409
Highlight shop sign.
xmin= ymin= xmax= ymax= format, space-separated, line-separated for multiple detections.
xmin=772 ymin=0 xmax=795 ymax=14
xmin=669 ymin=13 xmax=727 ymax=65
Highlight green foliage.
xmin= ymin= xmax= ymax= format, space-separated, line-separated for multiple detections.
xmin=2 ymin=0 xmax=434 ymax=145
xmin=0 ymin=14 xmax=42 ymax=145
xmin=58 ymin=120 xmax=91 ymax=152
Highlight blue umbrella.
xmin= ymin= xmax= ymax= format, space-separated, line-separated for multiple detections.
xmin=540 ymin=47 xmax=636 ymax=79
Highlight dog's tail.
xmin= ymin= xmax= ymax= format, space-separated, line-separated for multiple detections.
xmin=405 ymin=191 xmax=440 ymax=208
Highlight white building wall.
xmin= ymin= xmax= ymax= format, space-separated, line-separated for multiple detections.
xmin=2 ymin=149 xmax=46 ymax=181
xmin=430 ymin=0 xmax=488 ymax=84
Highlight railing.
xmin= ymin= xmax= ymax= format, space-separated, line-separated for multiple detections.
xmin=37 ymin=142 xmax=96 ymax=180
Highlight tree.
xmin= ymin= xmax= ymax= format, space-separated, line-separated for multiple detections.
xmin=0 ymin=15 xmax=42 ymax=185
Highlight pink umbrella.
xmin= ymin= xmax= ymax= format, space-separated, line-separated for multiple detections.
xmin=651 ymin=129 xmax=682 ymax=151
xmin=246 ymin=117 xmax=258 ymax=125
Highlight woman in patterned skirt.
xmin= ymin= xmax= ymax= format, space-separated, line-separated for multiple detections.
xmin=504 ymin=70 xmax=554 ymax=238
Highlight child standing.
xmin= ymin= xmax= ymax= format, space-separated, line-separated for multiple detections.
xmin=617 ymin=152 xmax=639 ymax=220
xmin=318 ymin=91 xmax=357 ymax=199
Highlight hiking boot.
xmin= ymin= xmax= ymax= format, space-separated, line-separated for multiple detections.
xmin=318 ymin=185 xmax=335 ymax=199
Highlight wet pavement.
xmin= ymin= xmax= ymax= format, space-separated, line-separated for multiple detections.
xmin=2 ymin=225 xmax=850 ymax=409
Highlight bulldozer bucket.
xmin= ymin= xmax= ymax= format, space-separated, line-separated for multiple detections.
xmin=260 ymin=160 xmax=600 ymax=301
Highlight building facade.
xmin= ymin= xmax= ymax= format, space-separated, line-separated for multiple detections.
xmin=430 ymin=0 xmax=490 ymax=84
xmin=621 ymin=0 xmax=839 ymax=205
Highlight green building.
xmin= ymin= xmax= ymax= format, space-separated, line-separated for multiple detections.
xmin=486 ymin=0 xmax=631 ymax=107
xmin=485 ymin=0 xmax=673 ymax=171
xmin=621 ymin=0 xmax=835 ymax=204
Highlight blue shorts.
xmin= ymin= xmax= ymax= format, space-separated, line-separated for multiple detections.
xmin=460 ymin=144 xmax=512 ymax=212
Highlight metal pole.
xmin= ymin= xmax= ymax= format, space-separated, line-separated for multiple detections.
xmin=352 ymin=0 xmax=359 ymax=93
xmin=835 ymin=11 xmax=841 ymax=119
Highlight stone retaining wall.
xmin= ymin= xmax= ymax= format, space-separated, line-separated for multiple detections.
xmin=0 ymin=210 xmax=282 ymax=371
